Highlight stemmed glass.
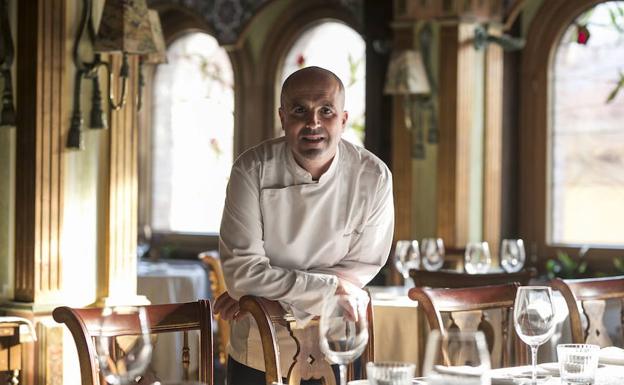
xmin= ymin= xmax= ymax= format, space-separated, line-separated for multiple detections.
xmin=513 ymin=286 xmax=556 ymax=384
xmin=500 ymin=239 xmax=526 ymax=273
xmin=393 ymin=240 xmax=420 ymax=286
xmin=319 ymin=293 xmax=369 ymax=385
xmin=96 ymin=306 xmax=153 ymax=385
xmin=421 ymin=238 xmax=445 ymax=271
xmin=464 ymin=242 xmax=492 ymax=274
xmin=423 ymin=330 xmax=491 ymax=385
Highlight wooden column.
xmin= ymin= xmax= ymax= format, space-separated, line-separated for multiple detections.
xmin=390 ymin=23 xmax=415 ymax=285
xmin=436 ymin=22 xmax=477 ymax=248
xmin=98 ymin=54 xmax=147 ymax=307
xmin=7 ymin=1 xmax=66 ymax=385
xmin=483 ymin=25 xmax=504 ymax=258
xmin=14 ymin=0 xmax=64 ymax=307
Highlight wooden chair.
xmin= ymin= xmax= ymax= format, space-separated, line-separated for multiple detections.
xmin=238 ymin=294 xmax=375 ymax=385
xmin=408 ymin=283 xmax=527 ymax=370
xmin=52 ymin=300 xmax=214 ymax=385
xmin=199 ymin=251 xmax=230 ymax=366
xmin=409 ymin=268 xmax=537 ymax=288
xmin=551 ymin=276 xmax=624 ymax=346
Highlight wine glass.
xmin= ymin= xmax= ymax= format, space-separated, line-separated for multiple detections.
xmin=513 ymin=286 xmax=556 ymax=384
xmin=393 ymin=240 xmax=420 ymax=286
xmin=96 ymin=306 xmax=153 ymax=385
xmin=423 ymin=330 xmax=491 ymax=385
xmin=319 ymin=293 xmax=369 ymax=385
xmin=500 ymin=239 xmax=526 ymax=273
xmin=464 ymin=242 xmax=492 ymax=274
xmin=421 ymin=238 xmax=445 ymax=271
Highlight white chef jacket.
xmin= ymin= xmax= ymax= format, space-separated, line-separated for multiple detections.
xmin=219 ymin=136 xmax=394 ymax=373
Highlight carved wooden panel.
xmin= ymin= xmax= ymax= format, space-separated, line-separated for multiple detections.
xmin=287 ymin=320 xmax=336 ymax=385
xmin=582 ymin=299 xmax=612 ymax=346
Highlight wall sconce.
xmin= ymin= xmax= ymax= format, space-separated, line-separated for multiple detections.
xmin=0 ymin=0 xmax=15 ymax=128
xmin=474 ymin=24 xmax=525 ymax=51
xmin=384 ymin=49 xmax=431 ymax=159
xmin=67 ymin=0 xmax=161 ymax=149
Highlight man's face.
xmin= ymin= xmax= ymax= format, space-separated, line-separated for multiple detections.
xmin=279 ymin=75 xmax=348 ymax=173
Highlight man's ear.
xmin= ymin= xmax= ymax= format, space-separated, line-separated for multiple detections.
xmin=278 ymin=107 xmax=285 ymax=128
xmin=341 ymin=110 xmax=349 ymax=130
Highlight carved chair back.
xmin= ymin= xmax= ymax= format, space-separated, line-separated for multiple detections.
xmin=52 ymin=300 xmax=214 ymax=385
xmin=199 ymin=251 xmax=230 ymax=366
xmin=237 ymin=294 xmax=374 ymax=385
xmin=408 ymin=283 xmax=527 ymax=369
xmin=551 ymin=276 xmax=624 ymax=346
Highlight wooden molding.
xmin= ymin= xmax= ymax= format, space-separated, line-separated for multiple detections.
xmin=394 ymin=0 xmax=504 ymax=22
xmin=15 ymin=0 xmax=65 ymax=303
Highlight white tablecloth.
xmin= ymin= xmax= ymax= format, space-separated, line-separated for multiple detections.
xmin=137 ymin=259 xmax=210 ymax=380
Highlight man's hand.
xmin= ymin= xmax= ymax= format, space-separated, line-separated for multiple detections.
xmin=213 ymin=292 xmax=240 ymax=321
xmin=334 ymin=278 xmax=368 ymax=322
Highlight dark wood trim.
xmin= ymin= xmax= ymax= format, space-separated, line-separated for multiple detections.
xmin=520 ymin=0 xmax=622 ymax=270
xmin=15 ymin=0 xmax=65 ymax=303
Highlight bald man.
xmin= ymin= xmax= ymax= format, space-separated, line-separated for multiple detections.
xmin=215 ymin=66 xmax=394 ymax=385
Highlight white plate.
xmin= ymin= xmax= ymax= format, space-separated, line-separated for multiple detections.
xmin=347 ymin=378 xmax=427 ymax=385
xmin=538 ymin=362 xmax=559 ymax=375
xmin=599 ymin=346 xmax=624 ymax=366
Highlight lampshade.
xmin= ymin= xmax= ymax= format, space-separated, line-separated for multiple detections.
xmin=94 ymin=0 xmax=157 ymax=55
xmin=144 ymin=9 xmax=167 ymax=64
xmin=384 ymin=50 xmax=431 ymax=95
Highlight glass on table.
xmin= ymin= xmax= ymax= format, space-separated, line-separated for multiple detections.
xmin=423 ymin=330 xmax=491 ymax=385
xmin=513 ymin=286 xmax=556 ymax=384
xmin=464 ymin=241 xmax=492 ymax=274
xmin=421 ymin=238 xmax=445 ymax=271
xmin=500 ymin=239 xmax=526 ymax=273
xmin=557 ymin=344 xmax=599 ymax=385
xmin=393 ymin=240 xmax=420 ymax=286
xmin=96 ymin=306 xmax=153 ymax=385
xmin=319 ymin=293 xmax=369 ymax=385
xmin=366 ymin=361 xmax=416 ymax=385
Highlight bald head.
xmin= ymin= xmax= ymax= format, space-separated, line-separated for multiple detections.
xmin=280 ymin=66 xmax=345 ymax=109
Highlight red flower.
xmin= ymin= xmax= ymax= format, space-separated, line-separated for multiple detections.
xmin=577 ymin=24 xmax=590 ymax=45
xmin=296 ymin=53 xmax=305 ymax=68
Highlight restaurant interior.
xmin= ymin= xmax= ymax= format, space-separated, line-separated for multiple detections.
xmin=0 ymin=0 xmax=623 ymax=384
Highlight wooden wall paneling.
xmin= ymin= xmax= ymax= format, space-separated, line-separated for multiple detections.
xmin=389 ymin=23 xmax=414 ymax=285
xmin=436 ymin=22 xmax=475 ymax=248
xmin=483 ymin=25 xmax=503 ymax=259
xmin=14 ymin=0 xmax=64 ymax=304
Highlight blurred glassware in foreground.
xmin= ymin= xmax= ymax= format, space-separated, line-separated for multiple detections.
xmin=366 ymin=361 xmax=416 ymax=385
xmin=423 ymin=330 xmax=491 ymax=385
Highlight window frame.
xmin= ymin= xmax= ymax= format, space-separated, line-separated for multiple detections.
xmin=138 ymin=7 xmax=246 ymax=258
xmin=519 ymin=0 xmax=624 ymax=271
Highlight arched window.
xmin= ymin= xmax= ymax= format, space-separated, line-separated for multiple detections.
xmin=280 ymin=21 xmax=366 ymax=146
xmin=151 ymin=32 xmax=234 ymax=235
xmin=550 ymin=1 xmax=624 ymax=246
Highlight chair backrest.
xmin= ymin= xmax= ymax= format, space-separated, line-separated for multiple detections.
xmin=408 ymin=283 xmax=527 ymax=368
xmin=238 ymin=294 xmax=375 ymax=385
xmin=199 ymin=251 xmax=230 ymax=366
xmin=551 ymin=276 xmax=624 ymax=346
xmin=409 ymin=268 xmax=536 ymax=288
xmin=52 ymin=300 xmax=214 ymax=385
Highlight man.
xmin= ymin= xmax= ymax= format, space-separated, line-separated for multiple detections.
xmin=215 ymin=66 xmax=394 ymax=385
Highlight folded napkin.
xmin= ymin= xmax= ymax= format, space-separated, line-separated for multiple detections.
xmin=599 ymin=346 xmax=624 ymax=366
xmin=489 ymin=366 xmax=550 ymax=385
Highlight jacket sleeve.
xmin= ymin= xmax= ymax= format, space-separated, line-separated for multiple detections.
xmin=219 ymin=165 xmax=338 ymax=318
